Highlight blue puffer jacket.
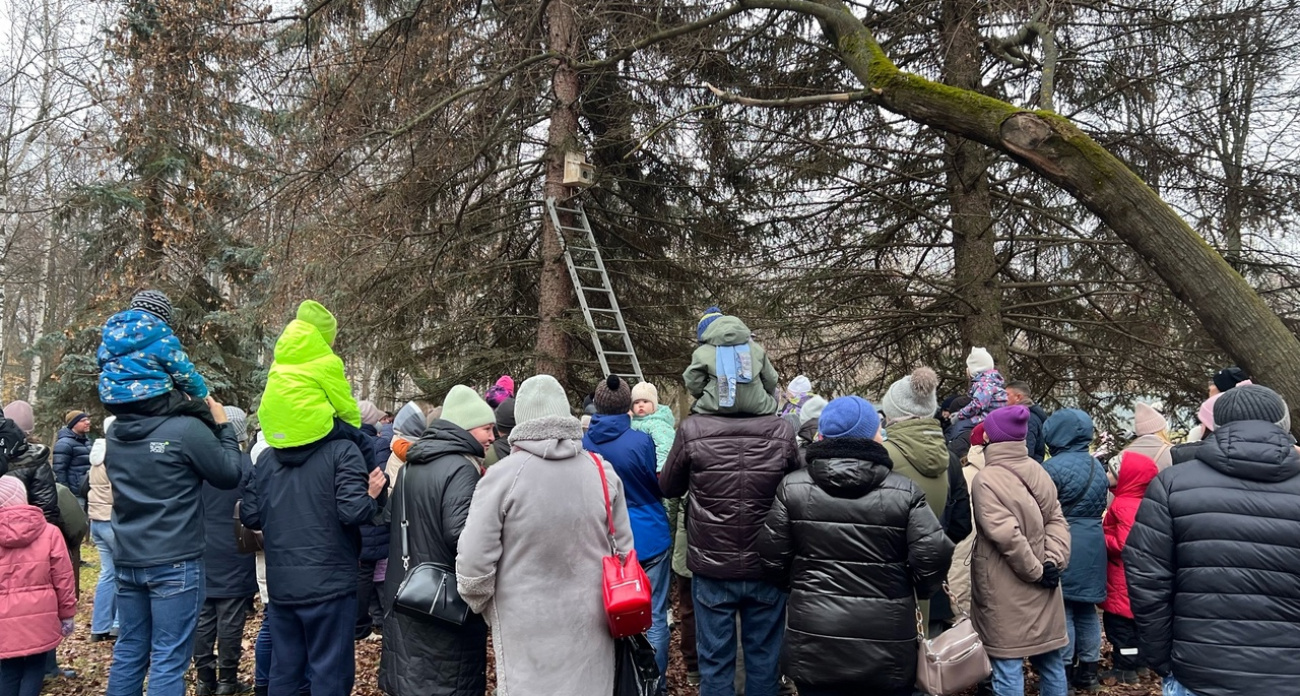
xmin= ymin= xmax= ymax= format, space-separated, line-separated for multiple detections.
xmin=1043 ymin=408 xmax=1108 ymax=603
xmin=583 ymin=413 xmax=671 ymax=561
xmin=98 ymin=309 xmax=208 ymax=404
xmin=53 ymin=428 xmax=91 ymax=496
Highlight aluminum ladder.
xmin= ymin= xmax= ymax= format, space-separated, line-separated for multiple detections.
xmin=545 ymin=196 xmax=643 ymax=383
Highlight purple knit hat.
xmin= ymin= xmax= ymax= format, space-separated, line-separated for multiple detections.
xmin=983 ymin=405 xmax=1029 ymax=443
xmin=485 ymin=375 xmax=515 ymax=409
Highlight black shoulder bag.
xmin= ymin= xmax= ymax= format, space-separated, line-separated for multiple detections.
xmin=392 ymin=466 xmax=470 ymax=626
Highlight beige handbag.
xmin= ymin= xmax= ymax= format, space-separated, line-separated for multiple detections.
xmin=916 ymin=583 xmax=992 ymax=696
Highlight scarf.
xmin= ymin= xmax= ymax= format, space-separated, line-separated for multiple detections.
xmin=716 ymin=343 xmax=754 ymax=408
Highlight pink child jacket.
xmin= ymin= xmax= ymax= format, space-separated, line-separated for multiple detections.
xmin=0 ymin=504 xmax=76 ymax=658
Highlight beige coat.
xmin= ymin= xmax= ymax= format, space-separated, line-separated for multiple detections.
xmin=1123 ymin=434 xmax=1173 ymax=471
xmin=946 ymin=445 xmax=985 ymax=616
xmin=457 ymin=415 xmax=634 ymax=696
xmin=87 ymin=438 xmax=113 ymax=522
xmin=970 ymin=441 xmax=1071 ymax=659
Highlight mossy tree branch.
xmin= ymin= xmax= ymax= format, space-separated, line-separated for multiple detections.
xmin=734 ymin=0 xmax=1300 ymax=430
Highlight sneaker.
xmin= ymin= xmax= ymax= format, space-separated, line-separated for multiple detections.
xmin=89 ymin=632 xmax=116 ymax=643
xmin=686 ymin=671 xmax=701 ymax=686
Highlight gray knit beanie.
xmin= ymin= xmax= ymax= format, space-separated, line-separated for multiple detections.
xmin=223 ymin=406 xmax=249 ymax=443
xmin=880 ymin=367 xmax=940 ymax=421
xmin=1214 ymin=384 xmax=1290 ymax=431
xmin=514 ymin=375 xmax=572 ymax=424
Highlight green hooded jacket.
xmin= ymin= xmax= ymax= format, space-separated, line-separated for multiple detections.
xmin=882 ymin=417 xmax=949 ymax=520
xmin=683 ymin=316 xmax=779 ymax=416
xmin=631 ymin=404 xmax=676 ymax=472
xmin=258 ymin=301 xmax=361 ymax=449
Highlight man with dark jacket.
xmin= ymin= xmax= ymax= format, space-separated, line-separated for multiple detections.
xmin=54 ymin=410 xmax=92 ymax=507
xmin=1006 ymin=381 xmax=1049 ymax=463
xmin=240 ymin=417 xmax=386 ymax=696
xmin=661 ymin=402 xmax=800 ymax=696
xmin=193 ymin=406 xmax=258 ymax=696
xmin=105 ymin=396 xmax=244 ymax=696
xmin=1125 ymin=385 xmax=1300 ymax=696
xmin=378 ymin=385 xmax=495 ymax=696
xmin=484 ymin=396 xmax=514 ymax=466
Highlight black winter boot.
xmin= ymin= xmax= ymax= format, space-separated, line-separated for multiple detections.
xmin=253 ymin=685 xmax=267 ymax=696
xmin=1074 ymin=661 xmax=1102 ymax=692
xmin=196 ymin=668 xmax=218 ymax=696
xmin=216 ymin=669 xmax=253 ymax=695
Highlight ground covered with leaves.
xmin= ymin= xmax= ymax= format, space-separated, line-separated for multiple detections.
xmin=50 ymin=546 xmax=1162 ymax=695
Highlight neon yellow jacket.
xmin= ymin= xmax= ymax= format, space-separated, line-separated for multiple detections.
xmin=257 ymin=301 xmax=361 ymax=449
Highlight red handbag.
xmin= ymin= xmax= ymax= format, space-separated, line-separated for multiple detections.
xmin=590 ymin=452 xmax=653 ymax=638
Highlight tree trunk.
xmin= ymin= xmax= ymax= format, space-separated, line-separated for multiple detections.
xmin=743 ymin=0 xmax=1300 ymax=431
xmin=940 ymin=0 xmax=1007 ymax=369
xmin=534 ymin=0 xmax=580 ymax=385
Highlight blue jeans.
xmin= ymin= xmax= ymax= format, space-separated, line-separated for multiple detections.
xmin=642 ymin=551 xmax=672 ymax=693
xmin=106 ymin=559 xmax=206 ymax=696
xmin=990 ymin=647 xmax=1068 ymax=696
xmin=1063 ymin=600 xmax=1101 ymax=663
xmin=90 ymin=521 xmax=119 ymax=635
xmin=692 ymin=576 xmax=787 ymax=696
xmin=0 ymin=653 xmax=46 ymax=696
xmin=1163 ymin=675 xmax=1200 ymax=696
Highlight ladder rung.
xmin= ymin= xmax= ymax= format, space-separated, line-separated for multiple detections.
xmin=595 ymin=329 xmax=625 ymax=334
xmin=551 ymin=206 xmax=583 ymax=216
xmin=604 ymin=351 xmax=633 ymax=356
xmin=589 ymin=308 xmax=618 ymax=313
xmin=574 ymin=266 xmax=602 ymax=272
xmin=580 ymin=286 xmax=612 ymax=293
xmin=566 ymin=246 xmax=595 ymax=253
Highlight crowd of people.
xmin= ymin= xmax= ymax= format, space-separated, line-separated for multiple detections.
xmin=0 ymin=297 xmax=1298 ymax=696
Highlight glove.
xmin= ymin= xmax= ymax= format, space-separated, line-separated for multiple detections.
xmin=60 ymin=619 xmax=74 ymax=636
xmin=1038 ymin=561 xmax=1060 ymax=589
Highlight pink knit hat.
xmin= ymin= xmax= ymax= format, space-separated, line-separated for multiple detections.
xmin=1133 ymin=401 xmax=1167 ymax=437
xmin=358 ymin=400 xmax=384 ymax=426
xmin=2 ymin=401 xmax=35 ymax=435
xmin=1199 ymin=393 xmax=1222 ymax=433
xmin=983 ymin=406 xmax=1030 ymax=443
xmin=0 ymin=476 xmax=27 ymax=508
xmin=485 ymin=375 xmax=515 ymax=409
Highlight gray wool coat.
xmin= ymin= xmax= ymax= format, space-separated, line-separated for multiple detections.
xmin=456 ymin=415 xmax=635 ymax=696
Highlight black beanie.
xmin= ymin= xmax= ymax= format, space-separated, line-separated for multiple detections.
xmin=1213 ymin=366 xmax=1250 ymax=393
xmin=1213 ymin=384 xmax=1288 ymax=428
xmin=495 ymin=397 xmax=516 ymax=431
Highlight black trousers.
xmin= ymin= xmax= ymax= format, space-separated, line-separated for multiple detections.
xmin=795 ymin=683 xmax=911 ymax=696
xmin=1103 ymin=611 xmax=1143 ymax=671
xmin=194 ymin=596 xmax=255 ymax=674
xmin=355 ymin=561 xmax=386 ymax=635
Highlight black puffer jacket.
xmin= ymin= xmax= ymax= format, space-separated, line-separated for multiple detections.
xmin=758 ymin=437 xmax=953 ymax=690
xmin=660 ymin=414 xmax=800 ymax=580
xmin=1125 ymin=420 xmax=1300 ymax=696
xmin=379 ymin=420 xmax=486 ymax=696
xmin=2 ymin=444 xmax=61 ymax=526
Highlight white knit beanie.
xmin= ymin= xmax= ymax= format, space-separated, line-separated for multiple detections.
xmin=514 ymin=375 xmax=573 ymax=424
xmin=966 ymin=347 xmax=995 ymax=376
xmin=631 ymin=382 xmax=659 ymax=406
